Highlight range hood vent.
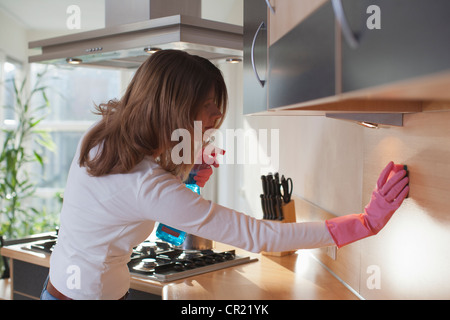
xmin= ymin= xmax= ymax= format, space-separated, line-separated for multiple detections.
xmin=28 ymin=0 xmax=243 ymax=69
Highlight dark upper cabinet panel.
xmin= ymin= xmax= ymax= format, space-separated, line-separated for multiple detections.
xmin=341 ymin=0 xmax=450 ymax=92
xmin=268 ymin=1 xmax=335 ymax=109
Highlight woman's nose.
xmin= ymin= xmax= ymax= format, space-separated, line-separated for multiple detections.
xmin=210 ymin=107 xmax=222 ymax=121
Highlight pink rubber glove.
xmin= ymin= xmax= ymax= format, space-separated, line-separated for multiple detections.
xmin=192 ymin=147 xmax=225 ymax=187
xmin=326 ymin=161 xmax=409 ymax=248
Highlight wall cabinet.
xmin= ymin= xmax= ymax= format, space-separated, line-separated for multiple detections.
xmin=341 ymin=0 xmax=450 ymax=93
xmin=243 ymin=0 xmax=450 ymax=117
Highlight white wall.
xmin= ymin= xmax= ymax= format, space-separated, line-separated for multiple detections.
xmin=202 ymin=0 xmax=243 ymax=25
xmin=0 ymin=9 xmax=28 ymax=63
xmin=211 ymin=112 xmax=365 ymax=219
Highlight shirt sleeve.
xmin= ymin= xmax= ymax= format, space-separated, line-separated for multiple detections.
xmin=137 ymin=167 xmax=335 ymax=253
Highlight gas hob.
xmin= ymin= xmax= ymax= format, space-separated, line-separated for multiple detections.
xmin=128 ymin=240 xmax=258 ymax=282
xmin=21 ymin=237 xmax=257 ymax=283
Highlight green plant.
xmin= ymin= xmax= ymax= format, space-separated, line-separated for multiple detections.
xmin=0 ymin=70 xmax=56 ymax=240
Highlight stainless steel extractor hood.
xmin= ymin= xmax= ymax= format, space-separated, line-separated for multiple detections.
xmin=28 ymin=0 xmax=243 ymax=69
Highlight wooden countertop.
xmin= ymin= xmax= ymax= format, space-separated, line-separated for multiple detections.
xmin=159 ymin=243 xmax=358 ymax=300
xmin=1 ymin=241 xmax=358 ymax=300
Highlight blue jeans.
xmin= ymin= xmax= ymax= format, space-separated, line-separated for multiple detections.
xmin=40 ymin=275 xmax=59 ymax=300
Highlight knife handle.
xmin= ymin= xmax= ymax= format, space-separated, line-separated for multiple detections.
xmin=261 ymin=175 xmax=268 ymax=195
xmin=266 ymin=173 xmax=273 ymax=195
xmin=266 ymin=195 xmax=271 ymax=219
xmin=260 ymin=194 xmax=267 ymax=219
xmin=269 ymin=196 xmax=276 ymax=220
xmin=263 ymin=195 xmax=272 ymax=220
xmin=276 ymin=196 xmax=284 ymax=221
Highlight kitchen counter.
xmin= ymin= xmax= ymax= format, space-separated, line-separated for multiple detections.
xmin=1 ymin=240 xmax=358 ymax=300
xmin=160 ymin=244 xmax=358 ymax=300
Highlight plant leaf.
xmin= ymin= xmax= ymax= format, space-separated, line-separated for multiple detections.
xmin=33 ymin=150 xmax=44 ymax=167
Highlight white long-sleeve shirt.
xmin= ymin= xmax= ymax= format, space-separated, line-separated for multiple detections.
xmin=49 ymin=139 xmax=335 ymax=300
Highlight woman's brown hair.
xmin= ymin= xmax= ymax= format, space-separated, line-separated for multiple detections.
xmin=78 ymin=50 xmax=228 ymax=177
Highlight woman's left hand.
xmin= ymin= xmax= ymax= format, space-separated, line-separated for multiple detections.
xmin=193 ymin=165 xmax=213 ymax=187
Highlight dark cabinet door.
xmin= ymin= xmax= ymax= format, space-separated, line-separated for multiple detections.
xmin=341 ymin=0 xmax=450 ymax=92
xmin=243 ymin=0 xmax=268 ymax=114
xmin=268 ymin=1 xmax=336 ymax=109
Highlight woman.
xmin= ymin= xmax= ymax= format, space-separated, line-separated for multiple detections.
xmin=41 ymin=50 xmax=409 ymax=300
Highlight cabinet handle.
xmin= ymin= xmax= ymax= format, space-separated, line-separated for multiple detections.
xmin=331 ymin=0 xmax=359 ymax=49
xmin=265 ymin=0 xmax=276 ymax=14
xmin=251 ymin=21 xmax=266 ymax=88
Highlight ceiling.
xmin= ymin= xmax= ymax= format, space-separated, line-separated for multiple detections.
xmin=0 ymin=0 xmax=105 ymax=31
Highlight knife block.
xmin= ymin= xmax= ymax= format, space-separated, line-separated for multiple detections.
xmin=262 ymin=201 xmax=296 ymax=257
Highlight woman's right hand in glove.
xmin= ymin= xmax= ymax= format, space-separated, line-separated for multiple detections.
xmin=325 ymin=161 xmax=410 ymax=248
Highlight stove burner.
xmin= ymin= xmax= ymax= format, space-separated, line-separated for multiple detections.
xmin=142 ymin=258 xmax=157 ymax=268
xmin=138 ymin=242 xmax=158 ymax=256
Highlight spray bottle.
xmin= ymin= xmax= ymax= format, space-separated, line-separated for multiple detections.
xmin=155 ymin=140 xmax=222 ymax=246
xmin=155 ymin=167 xmax=201 ymax=246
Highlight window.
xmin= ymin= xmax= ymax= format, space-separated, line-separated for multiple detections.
xmin=18 ymin=63 xmax=132 ymax=233
xmin=31 ymin=64 xmax=133 ymax=218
